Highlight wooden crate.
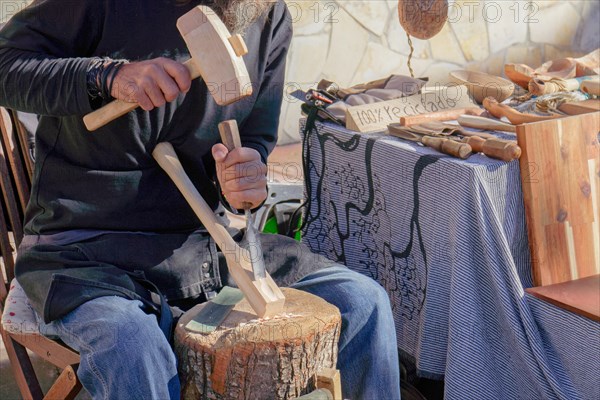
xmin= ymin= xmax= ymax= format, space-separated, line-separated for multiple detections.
xmin=517 ymin=112 xmax=600 ymax=286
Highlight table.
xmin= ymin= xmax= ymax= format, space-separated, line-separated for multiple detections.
xmin=300 ymin=119 xmax=599 ymax=399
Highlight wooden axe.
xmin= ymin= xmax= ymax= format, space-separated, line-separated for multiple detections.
xmin=84 ymin=5 xmax=253 ymax=131
xmin=152 ymin=142 xmax=285 ymax=318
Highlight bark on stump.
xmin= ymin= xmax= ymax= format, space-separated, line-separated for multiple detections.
xmin=175 ymin=288 xmax=341 ymax=400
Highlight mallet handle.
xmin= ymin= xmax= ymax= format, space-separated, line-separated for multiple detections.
xmin=83 ymin=59 xmax=201 ymax=132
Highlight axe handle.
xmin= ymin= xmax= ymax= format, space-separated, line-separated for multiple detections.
xmin=462 ymin=136 xmax=521 ymax=162
xmin=152 ymin=142 xmax=236 ymax=251
xmin=84 ymin=59 xmax=202 ymax=132
xmin=421 ymin=136 xmax=472 ymax=159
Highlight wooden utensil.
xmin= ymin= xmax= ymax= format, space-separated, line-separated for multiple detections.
xmin=461 ymin=136 xmax=521 ymax=162
xmin=483 ymin=97 xmax=562 ymax=125
xmin=528 ymin=75 xmax=598 ymax=96
xmin=152 ymin=142 xmax=285 ymax=318
xmin=449 ymin=70 xmax=515 ymax=103
xmin=581 ymin=78 xmax=600 ymax=96
xmin=84 ymin=6 xmax=252 ymax=131
xmin=558 ymin=99 xmax=600 ymax=115
xmin=388 ymin=123 xmax=472 ymax=159
xmin=458 ymin=115 xmax=517 ymax=133
xmin=414 ymin=121 xmax=521 ymax=161
xmin=399 ymin=107 xmax=484 ymax=126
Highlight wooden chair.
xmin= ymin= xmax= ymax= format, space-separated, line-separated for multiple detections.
xmin=0 ymin=107 xmax=82 ymax=400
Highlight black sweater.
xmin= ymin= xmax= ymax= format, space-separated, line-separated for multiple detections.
xmin=0 ymin=0 xmax=291 ymax=235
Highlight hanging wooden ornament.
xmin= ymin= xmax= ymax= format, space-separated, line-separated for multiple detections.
xmin=398 ymin=0 xmax=448 ymax=40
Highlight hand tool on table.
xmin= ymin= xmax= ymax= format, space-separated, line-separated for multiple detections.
xmin=581 ymin=77 xmax=600 ymax=96
xmin=558 ymin=99 xmax=600 ymax=115
xmin=388 ymin=123 xmax=473 ymax=159
xmin=217 ymin=120 xmax=266 ymax=280
xmin=528 ymin=75 xmax=599 ymax=96
xmin=84 ymin=5 xmax=252 ymax=131
xmin=394 ymin=120 xmax=521 ymax=161
xmin=399 ymin=107 xmax=485 ymax=126
xmin=152 ymin=140 xmax=285 ymax=318
xmin=457 ymin=114 xmax=517 ymax=133
xmin=483 ymin=97 xmax=562 ymax=125
xmin=290 ymin=89 xmax=345 ymax=126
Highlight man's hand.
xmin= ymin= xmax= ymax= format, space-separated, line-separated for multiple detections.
xmin=110 ymin=58 xmax=192 ymax=111
xmin=212 ymin=144 xmax=267 ymax=210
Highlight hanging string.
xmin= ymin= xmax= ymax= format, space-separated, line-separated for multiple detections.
xmin=406 ymin=32 xmax=415 ymax=78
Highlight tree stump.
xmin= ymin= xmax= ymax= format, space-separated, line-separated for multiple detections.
xmin=175 ymin=288 xmax=341 ymax=400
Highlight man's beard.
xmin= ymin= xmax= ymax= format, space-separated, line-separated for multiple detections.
xmin=173 ymin=0 xmax=276 ymax=33
xmin=206 ymin=0 xmax=277 ymax=34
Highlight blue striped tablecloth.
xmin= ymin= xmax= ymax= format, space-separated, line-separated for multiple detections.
xmin=300 ymin=120 xmax=599 ymax=399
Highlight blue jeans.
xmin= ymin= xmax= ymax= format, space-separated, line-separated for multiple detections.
xmin=42 ymin=266 xmax=401 ymax=400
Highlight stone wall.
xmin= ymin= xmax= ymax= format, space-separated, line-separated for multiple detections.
xmin=279 ymin=0 xmax=600 ymax=143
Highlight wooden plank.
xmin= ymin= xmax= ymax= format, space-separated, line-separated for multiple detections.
xmin=571 ymin=224 xmax=599 ymax=278
xmin=11 ymin=332 xmax=80 ymax=369
xmin=0 ymin=199 xmax=15 ymax=289
xmin=538 ymin=122 xmax=565 ymax=226
xmin=590 ymin=157 xmax=600 ymax=275
xmin=11 ymin=110 xmax=34 ymax=181
xmin=0 ymin=108 xmax=30 ymax=213
xmin=559 ymin=99 xmax=600 ymax=116
xmin=0 ymin=326 xmax=43 ymax=400
xmin=561 ymin=118 xmax=594 ymax=225
xmin=543 ymin=224 xmax=572 ymax=284
xmin=43 ymin=365 xmax=81 ymax=400
xmin=517 ymin=113 xmax=600 ymax=286
xmin=526 ymin=274 xmax=600 ymax=322
xmin=345 ymin=85 xmax=478 ymax=133
xmin=0 ymin=133 xmax=24 ymax=248
xmin=316 ymin=368 xmax=342 ymax=400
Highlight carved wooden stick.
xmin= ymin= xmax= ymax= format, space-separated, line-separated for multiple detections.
xmin=399 ymin=107 xmax=484 ymax=126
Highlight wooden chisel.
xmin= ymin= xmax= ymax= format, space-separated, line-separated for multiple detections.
xmin=388 ymin=123 xmax=472 ymax=159
xmin=218 ymin=120 xmax=267 ymax=280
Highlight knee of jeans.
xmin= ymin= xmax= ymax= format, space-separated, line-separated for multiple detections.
xmin=356 ymin=275 xmax=392 ymax=315
xmin=60 ymin=296 xmax=172 ymax=359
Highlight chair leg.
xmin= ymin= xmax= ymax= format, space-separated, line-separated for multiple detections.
xmin=1 ymin=327 xmax=43 ymax=400
xmin=43 ymin=365 xmax=82 ymax=400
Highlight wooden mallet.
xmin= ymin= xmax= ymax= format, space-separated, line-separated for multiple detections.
xmin=84 ymin=5 xmax=252 ymax=131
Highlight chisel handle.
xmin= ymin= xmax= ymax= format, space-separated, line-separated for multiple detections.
xmin=463 ymin=136 xmax=521 ymax=161
xmin=217 ymin=120 xmax=252 ymax=210
xmin=421 ymin=136 xmax=472 ymax=159
xmin=218 ymin=120 xmax=243 ymax=151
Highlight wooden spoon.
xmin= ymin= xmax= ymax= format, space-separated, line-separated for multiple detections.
xmin=482 ymin=97 xmax=562 ymax=125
